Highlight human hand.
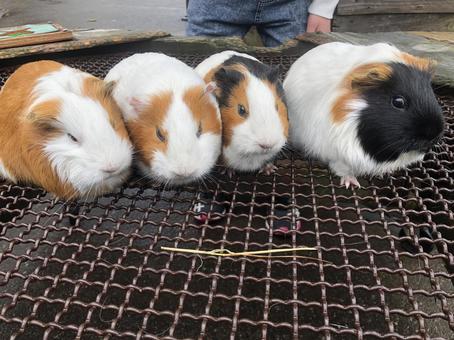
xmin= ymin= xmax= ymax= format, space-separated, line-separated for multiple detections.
xmin=306 ymin=14 xmax=332 ymax=33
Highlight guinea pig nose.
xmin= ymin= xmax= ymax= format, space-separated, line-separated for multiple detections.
xmin=174 ymin=169 xmax=193 ymax=178
xmin=102 ymin=166 xmax=119 ymax=174
xmin=259 ymin=143 xmax=274 ymax=151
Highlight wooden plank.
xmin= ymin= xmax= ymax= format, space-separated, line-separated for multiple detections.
xmin=333 ymin=13 xmax=454 ymax=32
xmin=324 ymin=32 xmax=454 ymax=87
xmin=337 ymin=0 xmax=454 ymax=15
xmin=411 ymin=32 xmax=454 ymax=44
xmin=0 ymin=23 xmax=72 ymax=49
xmin=0 ymin=29 xmax=170 ymax=60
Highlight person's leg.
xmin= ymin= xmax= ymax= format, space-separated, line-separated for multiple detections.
xmin=186 ymin=0 xmax=254 ymax=39
xmin=255 ymin=0 xmax=309 ymax=47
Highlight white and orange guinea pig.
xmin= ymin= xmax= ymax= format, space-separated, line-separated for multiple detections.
xmin=0 ymin=61 xmax=133 ymax=200
xmin=284 ymin=42 xmax=445 ymax=188
xmin=195 ymin=51 xmax=288 ymax=174
xmin=105 ymin=53 xmax=222 ymax=186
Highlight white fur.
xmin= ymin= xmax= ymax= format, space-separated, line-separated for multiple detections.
xmin=32 ymin=66 xmax=133 ymax=196
xmin=284 ymin=42 xmax=425 ymax=178
xmin=0 ymin=159 xmax=16 ymax=182
xmin=196 ymin=51 xmax=287 ymax=171
xmin=105 ymin=53 xmax=222 ymax=185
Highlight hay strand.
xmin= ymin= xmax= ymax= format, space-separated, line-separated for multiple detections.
xmin=160 ymin=246 xmax=327 ymax=262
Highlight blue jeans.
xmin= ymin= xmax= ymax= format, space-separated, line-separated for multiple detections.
xmin=186 ymin=0 xmax=309 ymax=47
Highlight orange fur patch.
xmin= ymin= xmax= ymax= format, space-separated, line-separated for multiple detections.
xmin=82 ymin=77 xmax=130 ymax=140
xmin=221 ymin=77 xmax=249 ymax=147
xmin=400 ymin=52 xmax=434 ymax=72
xmin=183 ymin=85 xmax=221 ymax=135
xmin=203 ymin=68 xmax=218 ymax=86
xmin=204 ymin=64 xmax=251 ymax=147
xmin=331 ymin=91 xmax=360 ymax=123
xmin=26 ymin=99 xmax=62 ymax=135
xmin=265 ymin=80 xmax=289 ymax=138
xmin=348 ymin=63 xmax=392 ymax=89
xmin=127 ymin=91 xmax=172 ymax=165
xmin=331 ymin=62 xmax=392 ymax=123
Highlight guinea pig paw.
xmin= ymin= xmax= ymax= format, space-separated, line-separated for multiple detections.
xmin=340 ymin=176 xmax=361 ymax=189
xmin=259 ymin=163 xmax=278 ymax=176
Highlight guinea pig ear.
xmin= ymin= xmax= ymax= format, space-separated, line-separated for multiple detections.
xmin=267 ymin=66 xmax=281 ymax=83
xmin=350 ymin=63 xmax=392 ymax=89
xmin=129 ymin=97 xmax=146 ymax=114
xmin=26 ymin=100 xmax=62 ymax=133
xmin=204 ymin=81 xmax=217 ymax=95
xmin=214 ymin=67 xmax=244 ymax=85
xmin=27 ymin=112 xmax=61 ymax=133
xmin=215 ymin=67 xmax=229 ymax=82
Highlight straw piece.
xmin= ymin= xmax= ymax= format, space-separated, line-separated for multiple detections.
xmin=160 ymin=246 xmax=319 ymax=258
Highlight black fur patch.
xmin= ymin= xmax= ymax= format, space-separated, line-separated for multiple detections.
xmin=357 ymin=62 xmax=445 ymax=163
xmin=213 ymin=55 xmax=285 ymax=107
xmin=213 ymin=67 xmax=244 ymax=108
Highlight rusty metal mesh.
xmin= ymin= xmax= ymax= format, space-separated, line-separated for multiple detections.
xmin=0 ymin=53 xmax=453 ymax=340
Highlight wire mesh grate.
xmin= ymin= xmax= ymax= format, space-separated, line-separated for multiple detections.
xmin=0 ymin=53 xmax=453 ymax=339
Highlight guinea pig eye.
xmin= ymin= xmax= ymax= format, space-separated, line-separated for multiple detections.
xmin=67 ymin=133 xmax=78 ymax=143
xmin=156 ymin=127 xmax=166 ymax=142
xmin=196 ymin=122 xmax=202 ymax=138
xmin=392 ymin=95 xmax=407 ymax=110
xmin=238 ymin=104 xmax=248 ymax=118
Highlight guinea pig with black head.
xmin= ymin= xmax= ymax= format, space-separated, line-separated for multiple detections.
xmin=284 ymin=42 xmax=444 ymax=188
xmin=196 ymin=51 xmax=288 ymax=175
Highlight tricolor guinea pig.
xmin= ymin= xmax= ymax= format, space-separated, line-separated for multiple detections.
xmin=195 ymin=51 xmax=288 ymax=174
xmin=0 ymin=61 xmax=133 ymax=199
xmin=284 ymin=42 xmax=444 ymax=188
xmin=105 ymin=53 xmax=222 ymax=185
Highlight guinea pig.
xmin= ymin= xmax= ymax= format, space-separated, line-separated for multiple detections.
xmin=195 ymin=51 xmax=288 ymax=174
xmin=0 ymin=60 xmax=133 ymax=199
xmin=284 ymin=42 xmax=444 ymax=188
xmin=105 ymin=53 xmax=222 ymax=186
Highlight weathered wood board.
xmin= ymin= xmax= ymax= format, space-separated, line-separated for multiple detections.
xmin=334 ymin=0 xmax=454 ymax=32
xmin=412 ymin=32 xmax=454 ymax=44
xmin=0 ymin=29 xmax=170 ymax=60
xmin=298 ymin=32 xmax=454 ymax=87
xmin=337 ymin=0 xmax=454 ymax=15
xmin=1 ymin=29 xmax=453 ymax=89
xmin=333 ymin=13 xmax=454 ymax=33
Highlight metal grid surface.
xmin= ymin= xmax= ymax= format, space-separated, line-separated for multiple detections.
xmin=0 ymin=53 xmax=453 ymax=340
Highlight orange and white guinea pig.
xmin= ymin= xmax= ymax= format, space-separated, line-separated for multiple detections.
xmin=195 ymin=51 xmax=288 ymax=174
xmin=284 ymin=42 xmax=444 ymax=188
xmin=0 ymin=60 xmax=133 ymax=199
xmin=105 ymin=53 xmax=222 ymax=185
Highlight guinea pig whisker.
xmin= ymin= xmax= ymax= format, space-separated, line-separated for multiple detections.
xmin=433 ymin=84 xmax=446 ymax=92
xmin=372 ymin=139 xmax=408 ymax=159
xmin=165 ymin=179 xmax=172 ymax=191
xmin=205 ymin=174 xmax=217 ymax=185
xmin=130 ymin=173 xmax=151 ymax=186
xmin=42 ymin=189 xmax=80 ymax=229
xmin=203 ymin=175 xmax=215 ymax=189
xmin=198 ymin=178 xmax=208 ymax=191
xmin=83 ymin=181 xmax=96 ymax=205
xmin=278 ymin=148 xmax=290 ymax=159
